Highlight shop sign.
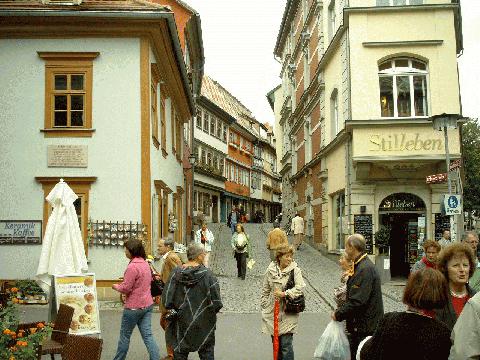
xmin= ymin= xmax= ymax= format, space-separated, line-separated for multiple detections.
xmin=0 ymin=220 xmax=42 ymax=245
xmin=426 ymin=173 xmax=448 ymax=184
xmin=369 ymin=133 xmax=443 ymax=152
xmin=449 ymin=159 xmax=462 ymax=171
xmin=444 ymin=194 xmax=461 ymax=215
xmin=379 ymin=193 xmax=425 ymax=212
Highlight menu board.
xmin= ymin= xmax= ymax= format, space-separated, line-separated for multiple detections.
xmin=54 ymin=274 xmax=100 ymax=335
xmin=434 ymin=214 xmax=451 ymax=241
xmin=354 ymin=215 xmax=373 ymax=254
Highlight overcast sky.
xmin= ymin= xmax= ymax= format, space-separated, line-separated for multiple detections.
xmin=185 ymin=0 xmax=480 ymax=123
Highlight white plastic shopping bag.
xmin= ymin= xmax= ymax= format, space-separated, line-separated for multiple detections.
xmin=314 ymin=320 xmax=351 ymax=360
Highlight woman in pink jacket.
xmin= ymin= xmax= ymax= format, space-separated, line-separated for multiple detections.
xmin=112 ymin=240 xmax=159 ymax=360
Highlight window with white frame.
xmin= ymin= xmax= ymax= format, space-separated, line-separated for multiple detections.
xmin=210 ymin=114 xmax=216 ymax=136
xmin=376 ymin=0 xmax=423 ymax=5
xmin=196 ymin=107 xmax=202 ymax=128
xmin=328 ymin=0 xmax=336 ymax=41
xmin=222 ymin=123 xmax=227 ymax=142
xmin=203 ymin=111 xmax=209 ymax=132
xmin=304 ymin=120 xmax=312 ymax=163
xmin=378 ymin=58 xmax=428 ymax=118
xmin=216 ymin=119 xmax=222 ymax=138
xmin=303 ymin=49 xmax=310 ymax=90
xmin=330 ymin=89 xmax=339 ymax=138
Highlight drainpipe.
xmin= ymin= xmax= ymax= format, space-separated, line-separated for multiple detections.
xmin=346 ymin=135 xmax=352 ymax=236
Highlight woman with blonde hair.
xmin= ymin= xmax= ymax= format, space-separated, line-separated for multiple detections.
xmin=261 ymin=245 xmax=305 ymax=359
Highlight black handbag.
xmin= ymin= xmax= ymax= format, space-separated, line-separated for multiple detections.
xmin=284 ymin=269 xmax=305 ymax=313
xmin=150 ymin=266 xmax=164 ymax=297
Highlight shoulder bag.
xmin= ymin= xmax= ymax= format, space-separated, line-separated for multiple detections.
xmin=150 ymin=265 xmax=164 ymax=297
xmin=284 ymin=269 xmax=305 ymax=313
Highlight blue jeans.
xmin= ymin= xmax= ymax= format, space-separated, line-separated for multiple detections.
xmin=230 ymin=222 xmax=237 ymax=234
xmin=272 ymin=333 xmax=294 ymax=360
xmin=113 ymin=305 xmax=160 ymax=360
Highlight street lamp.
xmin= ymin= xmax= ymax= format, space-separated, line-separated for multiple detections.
xmin=428 ymin=113 xmax=463 ymax=241
xmin=188 ymin=153 xmax=197 ymax=242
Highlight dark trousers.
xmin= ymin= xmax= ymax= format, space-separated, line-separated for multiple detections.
xmin=271 ymin=333 xmax=294 ymax=360
xmin=235 ymin=252 xmax=247 ymax=279
xmin=173 ymin=341 xmax=215 ymax=360
xmin=348 ymin=332 xmax=369 ymax=360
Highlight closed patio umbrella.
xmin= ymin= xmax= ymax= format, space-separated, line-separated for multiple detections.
xmin=36 ymin=179 xmax=88 ymax=290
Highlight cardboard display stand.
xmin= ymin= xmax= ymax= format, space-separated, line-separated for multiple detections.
xmin=53 ymin=273 xmax=101 ymax=335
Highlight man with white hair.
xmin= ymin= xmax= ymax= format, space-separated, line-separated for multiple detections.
xmin=463 ymin=231 xmax=480 ymax=292
xmin=332 ymin=233 xmax=384 ymax=359
xmin=162 ymin=243 xmax=222 ymax=360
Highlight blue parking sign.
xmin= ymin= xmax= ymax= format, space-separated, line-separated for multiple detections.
xmin=444 ymin=194 xmax=461 ymax=215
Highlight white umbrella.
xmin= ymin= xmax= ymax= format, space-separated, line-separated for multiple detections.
xmin=36 ymin=179 xmax=88 ymax=289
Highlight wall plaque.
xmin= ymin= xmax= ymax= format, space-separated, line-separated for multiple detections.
xmin=48 ymin=145 xmax=88 ymax=168
xmin=0 ymin=220 xmax=42 ymax=245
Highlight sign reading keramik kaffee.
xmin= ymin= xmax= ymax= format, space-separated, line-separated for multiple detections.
xmin=352 ymin=126 xmax=461 ymax=158
xmin=54 ymin=274 xmax=100 ymax=335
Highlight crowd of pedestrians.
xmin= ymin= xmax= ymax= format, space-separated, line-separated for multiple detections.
xmin=109 ymin=221 xmax=479 ymax=360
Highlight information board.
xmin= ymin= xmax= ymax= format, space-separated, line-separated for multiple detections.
xmin=354 ymin=214 xmax=373 ymax=254
xmin=54 ymin=273 xmax=101 ymax=335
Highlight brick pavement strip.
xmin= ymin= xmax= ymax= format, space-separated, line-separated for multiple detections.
xmin=209 ymin=223 xmax=405 ymax=314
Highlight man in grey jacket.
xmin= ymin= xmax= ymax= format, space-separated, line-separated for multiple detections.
xmin=450 ymin=291 xmax=480 ymax=359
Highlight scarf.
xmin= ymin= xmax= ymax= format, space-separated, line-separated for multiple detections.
xmin=421 ymin=256 xmax=436 ymax=269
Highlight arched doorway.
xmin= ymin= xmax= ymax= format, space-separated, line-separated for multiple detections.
xmin=379 ymin=193 xmax=426 ymax=278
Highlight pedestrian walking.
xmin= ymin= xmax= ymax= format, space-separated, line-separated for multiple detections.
xmin=162 ymin=243 xmax=223 ymax=360
xmin=290 ymin=213 xmax=304 ymax=250
xmin=194 ymin=222 xmax=214 ymax=267
xmin=359 ymin=268 xmax=451 ymax=360
xmin=462 ymin=231 xmax=480 ymax=292
xmin=449 ymin=291 xmax=480 ymax=359
xmin=410 ymin=239 xmax=440 ymax=272
xmin=434 ymin=242 xmax=477 ymax=330
xmin=227 ymin=207 xmax=239 ymax=234
xmin=261 ymin=245 xmax=306 ymax=360
xmin=332 ymin=233 xmax=384 ymax=359
xmin=266 ymin=228 xmax=289 ymax=261
xmin=112 ymin=240 xmax=160 ymax=360
xmin=438 ymin=229 xmax=452 ymax=249
xmin=231 ymin=223 xmax=251 ymax=280
xmin=157 ymin=238 xmax=182 ymax=360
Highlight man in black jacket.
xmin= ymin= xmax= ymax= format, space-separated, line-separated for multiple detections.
xmin=332 ymin=233 xmax=384 ymax=359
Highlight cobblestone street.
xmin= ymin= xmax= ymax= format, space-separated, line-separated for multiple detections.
xmin=208 ymin=223 xmax=405 ymax=314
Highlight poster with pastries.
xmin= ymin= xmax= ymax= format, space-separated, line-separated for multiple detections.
xmin=54 ymin=273 xmax=101 ymax=335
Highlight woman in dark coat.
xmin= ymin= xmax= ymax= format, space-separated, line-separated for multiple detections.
xmin=360 ymin=268 xmax=451 ymax=360
xmin=434 ymin=242 xmax=477 ymax=330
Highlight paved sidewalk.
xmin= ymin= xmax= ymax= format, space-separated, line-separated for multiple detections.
xmin=208 ymin=223 xmax=405 ymax=314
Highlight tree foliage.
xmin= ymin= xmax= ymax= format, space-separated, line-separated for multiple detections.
xmin=462 ymin=119 xmax=480 ymax=213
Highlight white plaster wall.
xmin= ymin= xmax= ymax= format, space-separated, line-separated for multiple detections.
xmin=149 ymin=47 xmax=186 ymax=245
xmin=0 ymin=38 xmax=141 ymax=280
xmin=194 ymin=127 xmax=228 ymax=154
